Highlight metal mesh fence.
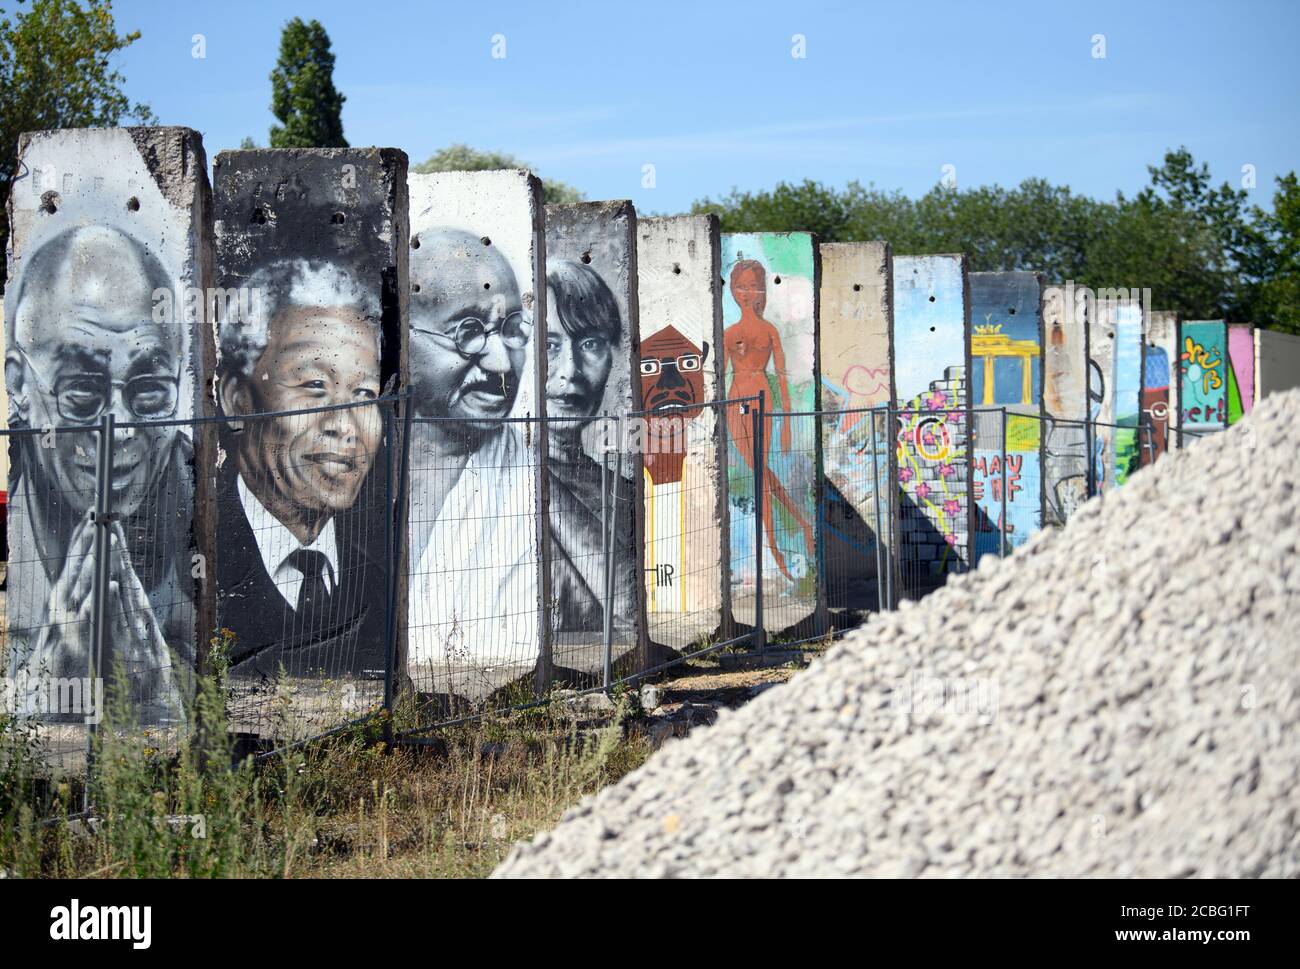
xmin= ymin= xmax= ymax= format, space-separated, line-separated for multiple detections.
xmin=2 ymin=394 xmax=1212 ymax=772
xmin=405 ymin=413 xmax=545 ymax=708
xmin=640 ymin=398 xmax=740 ymax=656
xmin=728 ymin=403 xmax=822 ymax=641
xmin=821 ymin=406 xmax=891 ymax=620
xmin=216 ymin=397 xmax=400 ymax=748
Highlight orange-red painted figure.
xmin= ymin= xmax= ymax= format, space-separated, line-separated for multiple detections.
xmin=723 ymin=259 xmax=814 ymax=581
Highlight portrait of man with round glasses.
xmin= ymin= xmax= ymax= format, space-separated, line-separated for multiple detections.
xmin=405 ymin=226 xmax=540 ymax=685
xmin=4 ymin=224 xmax=194 ymax=720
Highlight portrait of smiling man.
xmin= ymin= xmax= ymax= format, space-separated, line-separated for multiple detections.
xmin=5 ymin=224 xmax=194 ymax=723
xmin=216 ymin=258 xmax=387 ymax=678
xmin=405 ymin=227 xmax=541 ymax=684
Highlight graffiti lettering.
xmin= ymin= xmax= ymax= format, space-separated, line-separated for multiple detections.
xmin=1181 ymin=336 xmax=1222 ymax=395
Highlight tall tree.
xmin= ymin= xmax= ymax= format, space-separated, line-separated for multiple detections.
xmin=0 ymin=0 xmax=154 ymax=287
xmin=1249 ymin=174 xmax=1300 ymax=333
xmin=692 ymin=150 xmax=1298 ymax=330
xmin=413 ymin=144 xmax=584 ymax=205
xmin=268 ymin=18 xmax=347 ymax=149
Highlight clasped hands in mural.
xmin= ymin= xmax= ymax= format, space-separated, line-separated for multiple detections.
xmin=24 ymin=510 xmax=179 ymax=719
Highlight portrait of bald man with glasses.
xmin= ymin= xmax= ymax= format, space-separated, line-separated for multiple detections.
xmin=406 ymin=227 xmax=541 ymax=681
xmin=4 ymin=224 xmax=193 ymax=721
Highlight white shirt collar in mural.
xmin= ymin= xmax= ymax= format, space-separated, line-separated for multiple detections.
xmin=237 ymin=473 xmax=339 ymax=609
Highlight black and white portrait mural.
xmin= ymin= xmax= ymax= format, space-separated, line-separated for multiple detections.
xmin=405 ymin=170 xmax=547 ymax=700
xmin=212 ymin=148 xmax=408 ymax=684
xmin=3 ymin=128 xmax=214 ymax=725
xmin=544 ymin=201 xmax=646 ymax=678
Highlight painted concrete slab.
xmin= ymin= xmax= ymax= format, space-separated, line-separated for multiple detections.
xmin=635 ymin=215 xmax=728 ymax=649
xmin=818 ymin=241 xmax=892 ymax=615
xmin=404 ymin=169 xmax=547 ymax=700
xmin=892 ymin=254 xmax=971 ymax=593
xmin=5 ymin=127 xmax=215 ymax=726
xmin=722 ymin=231 xmax=821 ymax=636
xmin=544 ymin=200 xmax=648 ymax=677
xmin=212 ymin=148 xmax=408 ymax=695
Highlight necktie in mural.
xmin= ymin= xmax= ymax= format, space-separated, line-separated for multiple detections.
xmin=289 ymin=548 xmax=333 ymax=616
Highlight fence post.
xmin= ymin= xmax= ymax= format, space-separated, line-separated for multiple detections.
xmin=751 ymin=393 xmax=766 ymax=655
xmin=601 ymin=416 xmax=621 ymax=690
xmin=999 ymin=407 xmax=1008 ymax=558
xmin=1084 ymin=412 xmax=1096 ymax=499
xmin=85 ymin=412 xmax=115 ymax=812
xmin=888 ymin=406 xmax=900 ymax=608
xmin=869 ymin=408 xmax=884 ymax=612
xmin=380 ymin=402 xmax=400 ymax=745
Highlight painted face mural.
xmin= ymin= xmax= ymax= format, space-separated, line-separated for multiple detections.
xmin=4 ymin=125 xmax=211 ymax=729
xmin=1140 ymin=324 xmax=1172 ymax=467
xmin=540 ymin=234 xmax=642 ymax=663
xmin=545 ymin=261 xmax=617 ymax=423
xmin=640 ymin=325 xmax=706 ymax=416
xmin=640 ymin=325 xmax=707 ymax=486
xmin=636 ymin=214 xmax=726 ymax=642
xmin=721 ymin=233 xmax=819 ymax=633
xmin=10 ymin=226 xmax=180 ymax=519
xmin=232 ymin=305 xmax=381 ymax=518
xmin=404 ymin=170 xmax=545 ymax=696
xmin=214 ymin=255 xmax=389 ymax=680
xmin=409 ymin=229 xmax=528 ymax=429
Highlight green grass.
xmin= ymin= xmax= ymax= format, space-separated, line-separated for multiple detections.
xmin=1 ymin=662 xmax=651 ymax=879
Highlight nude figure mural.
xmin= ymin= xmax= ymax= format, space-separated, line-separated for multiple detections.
xmin=721 ymin=233 xmax=820 ymax=636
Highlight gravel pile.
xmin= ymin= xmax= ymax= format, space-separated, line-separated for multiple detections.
xmin=495 ymin=389 xmax=1300 ymax=878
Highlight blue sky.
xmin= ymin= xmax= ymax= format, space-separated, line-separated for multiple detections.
xmin=113 ymin=0 xmax=1299 ymax=213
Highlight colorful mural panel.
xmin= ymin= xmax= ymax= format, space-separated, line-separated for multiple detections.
xmin=636 ymin=215 xmax=727 ymax=648
xmin=1112 ymin=302 xmax=1144 ymax=486
xmin=969 ymin=272 xmax=1043 ymax=561
xmin=5 ymin=127 xmax=214 ymax=725
xmin=1227 ymin=323 xmax=1255 ymax=425
xmin=1041 ymin=284 xmax=1090 ymax=525
xmin=818 ymin=241 xmax=892 ymax=614
xmin=892 ymin=254 xmax=970 ymax=590
xmin=1140 ymin=311 xmax=1177 ymax=466
xmin=1180 ymin=320 xmax=1227 ymax=436
xmin=722 ymin=232 xmax=820 ymax=634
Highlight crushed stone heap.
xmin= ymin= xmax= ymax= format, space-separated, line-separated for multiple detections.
xmin=495 ymin=389 xmax=1300 ymax=878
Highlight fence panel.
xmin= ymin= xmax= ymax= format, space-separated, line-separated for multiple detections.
xmin=3 ymin=397 xmax=1213 ymax=763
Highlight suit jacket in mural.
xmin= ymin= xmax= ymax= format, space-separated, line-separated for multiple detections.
xmin=215 ymin=461 xmax=390 ymax=681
